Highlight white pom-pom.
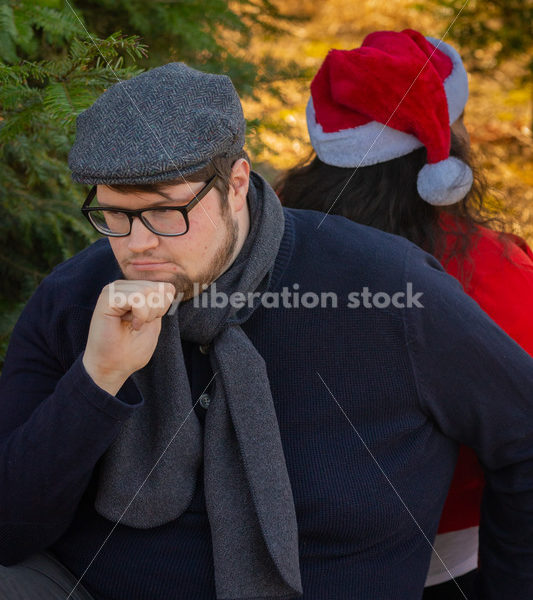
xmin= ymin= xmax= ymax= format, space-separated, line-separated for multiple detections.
xmin=417 ymin=157 xmax=473 ymax=206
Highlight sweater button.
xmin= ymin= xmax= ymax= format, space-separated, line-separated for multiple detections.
xmin=198 ymin=393 xmax=211 ymax=409
xmin=199 ymin=344 xmax=210 ymax=355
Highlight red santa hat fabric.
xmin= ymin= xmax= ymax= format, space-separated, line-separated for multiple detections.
xmin=307 ymin=29 xmax=473 ymax=206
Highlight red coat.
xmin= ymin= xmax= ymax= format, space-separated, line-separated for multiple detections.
xmin=436 ymin=214 xmax=533 ymax=533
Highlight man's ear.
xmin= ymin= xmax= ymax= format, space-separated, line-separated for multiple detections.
xmin=229 ymin=158 xmax=250 ymax=212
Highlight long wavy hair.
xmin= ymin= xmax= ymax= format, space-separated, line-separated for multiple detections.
xmin=276 ymin=131 xmax=504 ymax=268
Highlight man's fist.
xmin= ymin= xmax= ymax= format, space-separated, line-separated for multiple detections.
xmin=82 ymin=280 xmax=176 ymax=395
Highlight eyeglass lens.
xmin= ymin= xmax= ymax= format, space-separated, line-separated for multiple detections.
xmin=88 ymin=208 xmax=188 ymax=236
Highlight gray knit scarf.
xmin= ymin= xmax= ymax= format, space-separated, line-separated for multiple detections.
xmin=94 ymin=172 xmax=302 ymax=600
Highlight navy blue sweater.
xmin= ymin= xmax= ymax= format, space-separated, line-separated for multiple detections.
xmin=1 ymin=208 xmax=533 ymax=599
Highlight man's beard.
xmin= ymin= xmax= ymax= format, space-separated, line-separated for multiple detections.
xmin=172 ymin=211 xmax=239 ymax=301
xmin=118 ymin=205 xmax=240 ymax=301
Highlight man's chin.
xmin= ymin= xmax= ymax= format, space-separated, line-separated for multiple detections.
xmin=120 ymin=267 xmax=194 ymax=297
xmin=122 ymin=270 xmax=173 ymax=284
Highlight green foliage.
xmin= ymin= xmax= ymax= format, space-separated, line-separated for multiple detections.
xmin=74 ymin=0 xmax=300 ymax=96
xmin=0 ymin=0 xmax=147 ymax=365
xmin=424 ymin=0 xmax=533 ymax=73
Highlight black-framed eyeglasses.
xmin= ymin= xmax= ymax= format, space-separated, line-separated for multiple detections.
xmin=81 ymin=174 xmax=217 ymax=237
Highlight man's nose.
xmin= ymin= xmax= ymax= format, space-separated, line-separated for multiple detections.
xmin=127 ymin=216 xmax=160 ymax=252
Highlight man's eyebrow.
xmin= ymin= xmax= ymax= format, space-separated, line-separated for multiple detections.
xmin=97 ymin=190 xmax=190 ymax=208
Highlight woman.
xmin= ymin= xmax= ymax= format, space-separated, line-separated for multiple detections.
xmin=277 ymin=28 xmax=533 ymax=599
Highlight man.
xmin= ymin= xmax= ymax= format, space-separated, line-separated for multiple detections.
xmin=0 ymin=63 xmax=532 ymax=600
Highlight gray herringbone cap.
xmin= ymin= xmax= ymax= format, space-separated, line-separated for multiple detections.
xmin=69 ymin=63 xmax=245 ymax=184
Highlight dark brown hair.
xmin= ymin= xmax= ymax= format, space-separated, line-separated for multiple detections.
xmin=276 ymin=133 xmax=504 ymax=267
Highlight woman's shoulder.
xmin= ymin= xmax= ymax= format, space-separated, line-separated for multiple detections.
xmin=438 ymin=213 xmax=533 ymax=355
xmin=439 ymin=213 xmax=533 ymax=271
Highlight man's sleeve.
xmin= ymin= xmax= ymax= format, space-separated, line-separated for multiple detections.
xmin=402 ymin=244 xmax=533 ymax=599
xmin=0 ymin=278 xmax=142 ymax=565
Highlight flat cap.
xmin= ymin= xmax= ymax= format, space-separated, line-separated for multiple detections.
xmin=69 ymin=63 xmax=245 ymax=184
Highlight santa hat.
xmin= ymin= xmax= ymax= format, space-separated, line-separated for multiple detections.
xmin=307 ymin=29 xmax=473 ymax=206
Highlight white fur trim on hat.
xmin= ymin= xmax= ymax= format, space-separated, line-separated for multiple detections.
xmin=306 ymin=99 xmax=424 ymax=168
xmin=426 ymin=37 xmax=469 ymax=124
xmin=417 ymin=156 xmax=473 ymax=205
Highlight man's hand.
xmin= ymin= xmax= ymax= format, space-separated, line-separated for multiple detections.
xmin=82 ymin=280 xmax=176 ymax=395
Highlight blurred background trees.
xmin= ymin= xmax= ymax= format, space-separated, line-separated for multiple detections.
xmin=0 ymin=0 xmax=531 ymax=366
xmin=428 ymin=0 xmax=533 ymax=130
